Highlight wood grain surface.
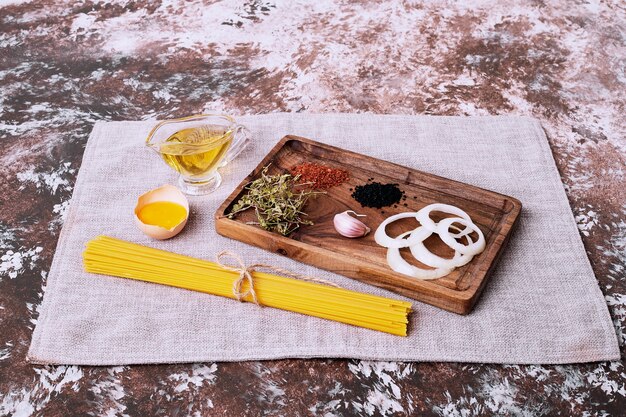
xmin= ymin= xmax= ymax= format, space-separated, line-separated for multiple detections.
xmin=216 ymin=135 xmax=522 ymax=314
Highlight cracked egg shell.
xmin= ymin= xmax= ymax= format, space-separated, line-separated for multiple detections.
xmin=134 ymin=184 xmax=189 ymax=240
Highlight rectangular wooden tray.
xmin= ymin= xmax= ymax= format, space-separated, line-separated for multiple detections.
xmin=215 ymin=136 xmax=522 ymax=314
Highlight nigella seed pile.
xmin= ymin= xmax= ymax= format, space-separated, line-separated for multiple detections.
xmin=351 ymin=182 xmax=405 ymax=209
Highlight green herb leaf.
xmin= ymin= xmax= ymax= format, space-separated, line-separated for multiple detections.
xmin=227 ymin=166 xmax=323 ymax=236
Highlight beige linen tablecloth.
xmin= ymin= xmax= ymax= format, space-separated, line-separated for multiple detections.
xmin=28 ymin=114 xmax=620 ymax=365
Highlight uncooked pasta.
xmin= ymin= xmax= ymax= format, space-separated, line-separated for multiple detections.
xmin=83 ymin=236 xmax=412 ymax=336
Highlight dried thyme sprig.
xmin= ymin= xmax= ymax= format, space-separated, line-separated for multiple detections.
xmin=228 ymin=166 xmax=323 ymax=236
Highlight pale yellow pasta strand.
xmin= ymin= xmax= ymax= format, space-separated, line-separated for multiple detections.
xmin=83 ymin=236 xmax=411 ymax=336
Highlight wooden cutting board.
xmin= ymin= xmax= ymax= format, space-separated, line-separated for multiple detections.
xmin=215 ymin=136 xmax=522 ymax=314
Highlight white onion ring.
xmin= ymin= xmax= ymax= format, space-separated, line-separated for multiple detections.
xmin=415 ymin=203 xmax=473 ymax=237
xmin=437 ymin=217 xmax=485 ymax=256
xmin=409 ymin=225 xmax=475 ymax=269
xmin=386 ymin=231 xmax=454 ymax=280
xmin=375 ymin=212 xmax=423 ymax=248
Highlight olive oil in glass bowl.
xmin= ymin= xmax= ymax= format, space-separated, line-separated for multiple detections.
xmin=146 ymin=115 xmax=250 ymax=195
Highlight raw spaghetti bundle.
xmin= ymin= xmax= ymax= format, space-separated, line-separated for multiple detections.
xmin=83 ymin=236 xmax=412 ymax=336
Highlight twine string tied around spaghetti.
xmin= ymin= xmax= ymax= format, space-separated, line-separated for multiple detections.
xmin=215 ymin=250 xmax=341 ymax=305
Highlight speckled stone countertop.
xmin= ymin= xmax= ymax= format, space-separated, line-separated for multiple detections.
xmin=1 ymin=1 xmax=624 ymax=416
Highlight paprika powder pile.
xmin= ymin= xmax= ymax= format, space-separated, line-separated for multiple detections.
xmin=291 ymin=163 xmax=349 ymax=190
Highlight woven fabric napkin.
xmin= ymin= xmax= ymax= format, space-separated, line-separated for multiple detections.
xmin=28 ymin=114 xmax=619 ymax=365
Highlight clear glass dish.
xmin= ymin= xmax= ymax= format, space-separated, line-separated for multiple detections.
xmin=146 ymin=114 xmax=250 ymax=195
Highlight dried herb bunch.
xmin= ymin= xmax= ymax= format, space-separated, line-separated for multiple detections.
xmin=228 ymin=166 xmax=321 ymax=236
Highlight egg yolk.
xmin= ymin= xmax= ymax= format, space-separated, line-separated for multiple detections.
xmin=138 ymin=201 xmax=187 ymax=229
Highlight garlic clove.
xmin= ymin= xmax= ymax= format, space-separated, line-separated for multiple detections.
xmin=333 ymin=210 xmax=371 ymax=238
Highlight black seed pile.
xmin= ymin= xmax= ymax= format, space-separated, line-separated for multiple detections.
xmin=351 ymin=182 xmax=405 ymax=208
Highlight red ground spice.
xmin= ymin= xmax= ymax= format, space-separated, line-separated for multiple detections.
xmin=290 ymin=163 xmax=350 ymax=189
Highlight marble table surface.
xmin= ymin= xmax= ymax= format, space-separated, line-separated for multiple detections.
xmin=1 ymin=1 xmax=624 ymax=416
